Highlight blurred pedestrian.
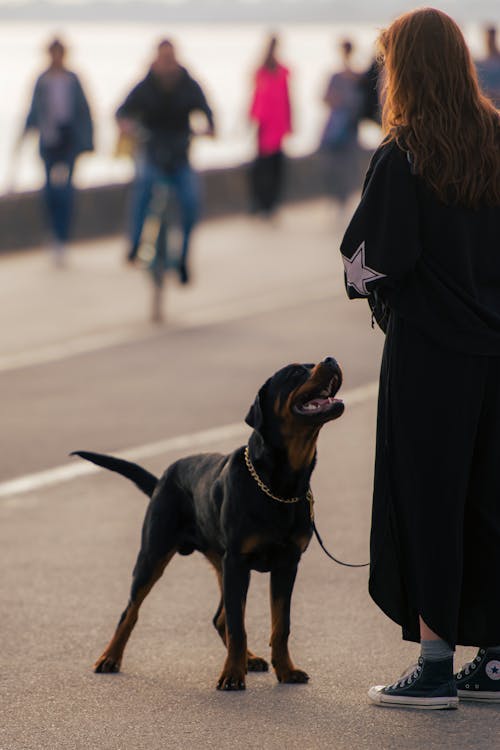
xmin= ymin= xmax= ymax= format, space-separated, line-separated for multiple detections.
xmin=248 ymin=34 xmax=292 ymax=217
xmin=23 ymin=38 xmax=94 ymax=265
xmin=340 ymin=8 xmax=500 ymax=709
xmin=475 ymin=25 xmax=500 ymax=107
xmin=117 ymin=38 xmax=215 ymax=284
xmin=319 ymin=39 xmax=363 ymax=219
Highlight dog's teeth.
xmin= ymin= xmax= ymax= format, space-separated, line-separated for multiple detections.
xmin=304 ymin=402 xmax=319 ymax=410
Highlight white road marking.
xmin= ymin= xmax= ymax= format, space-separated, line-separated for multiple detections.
xmin=0 ymin=329 xmax=158 ymax=373
xmin=0 ymin=279 xmax=342 ymax=374
xmin=176 ymin=279 xmax=341 ymax=328
xmin=0 ymin=381 xmax=378 ymax=500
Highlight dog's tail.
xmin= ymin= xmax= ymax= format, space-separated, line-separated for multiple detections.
xmin=71 ymin=450 xmax=158 ymax=498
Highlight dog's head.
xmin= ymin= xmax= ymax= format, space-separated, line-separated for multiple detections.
xmin=245 ymin=357 xmax=344 ymax=471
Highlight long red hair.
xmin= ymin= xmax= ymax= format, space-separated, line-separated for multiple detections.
xmin=378 ymin=8 xmax=500 ymax=208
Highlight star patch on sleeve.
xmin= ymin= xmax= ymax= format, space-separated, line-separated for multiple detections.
xmin=342 ymin=241 xmax=386 ymax=296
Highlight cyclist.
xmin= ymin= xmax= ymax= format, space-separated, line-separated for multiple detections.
xmin=117 ymin=38 xmax=215 ymax=284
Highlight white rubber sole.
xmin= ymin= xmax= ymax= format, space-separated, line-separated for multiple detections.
xmin=368 ymin=685 xmax=459 ymax=710
xmin=458 ymin=690 xmax=500 ymax=702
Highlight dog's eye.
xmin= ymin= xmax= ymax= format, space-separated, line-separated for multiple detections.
xmin=288 ymin=366 xmax=311 ymax=382
xmin=279 ymin=364 xmax=312 ymax=386
xmin=295 ymin=365 xmax=313 ymax=376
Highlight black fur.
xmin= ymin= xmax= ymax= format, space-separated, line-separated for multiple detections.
xmin=75 ymin=357 xmax=343 ymax=690
xmin=71 ymin=451 xmax=157 ymax=497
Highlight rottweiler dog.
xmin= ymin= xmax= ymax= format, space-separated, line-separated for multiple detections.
xmin=73 ymin=357 xmax=344 ymax=690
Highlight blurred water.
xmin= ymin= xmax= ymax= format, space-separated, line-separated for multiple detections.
xmin=0 ymin=20 xmax=487 ymax=194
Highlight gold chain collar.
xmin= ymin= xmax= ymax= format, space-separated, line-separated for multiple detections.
xmin=244 ymin=445 xmax=315 ymax=521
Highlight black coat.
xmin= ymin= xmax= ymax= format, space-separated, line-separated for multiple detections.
xmin=341 ymin=140 xmax=500 ymax=355
xmin=117 ymin=67 xmax=214 ymax=171
xmin=340 ymin=140 xmax=500 ymax=647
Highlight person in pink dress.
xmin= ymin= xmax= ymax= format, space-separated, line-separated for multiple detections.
xmin=249 ymin=35 xmax=292 ymax=216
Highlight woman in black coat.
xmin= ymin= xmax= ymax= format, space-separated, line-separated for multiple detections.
xmin=340 ymin=8 xmax=500 ymax=709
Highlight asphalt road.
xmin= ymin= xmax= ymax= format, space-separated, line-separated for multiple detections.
xmin=1 ymin=201 xmax=497 ymax=749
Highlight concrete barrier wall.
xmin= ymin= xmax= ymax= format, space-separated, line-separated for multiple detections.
xmin=0 ymin=150 xmax=372 ymax=253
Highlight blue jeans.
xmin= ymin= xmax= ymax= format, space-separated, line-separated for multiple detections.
xmin=128 ymin=160 xmax=201 ymax=264
xmin=41 ymin=153 xmax=75 ymax=243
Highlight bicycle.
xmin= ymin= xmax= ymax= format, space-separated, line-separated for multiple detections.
xmin=119 ymin=113 xmax=214 ymax=323
xmin=135 ymin=177 xmax=181 ymax=323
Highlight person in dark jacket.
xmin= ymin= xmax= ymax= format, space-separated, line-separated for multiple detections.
xmin=117 ymin=38 xmax=214 ymax=284
xmin=340 ymin=8 xmax=500 ymax=710
xmin=24 ymin=38 xmax=94 ymax=265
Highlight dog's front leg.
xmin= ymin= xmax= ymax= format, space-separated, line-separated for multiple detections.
xmin=216 ymin=553 xmax=250 ymax=691
xmin=270 ymin=563 xmax=309 ymax=684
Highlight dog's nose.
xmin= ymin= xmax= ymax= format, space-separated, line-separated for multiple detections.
xmin=322 ymin=356 xmax=338 ymax=368
xmin=321 ymin=357 xmax=342 ymax=386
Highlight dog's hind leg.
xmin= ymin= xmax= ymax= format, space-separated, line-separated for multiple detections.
xmin=94 ymin=547 xmax=176 ymax=673
xmin=212 ymin=596 xmax=268 ymax=672
xmin=94 ymin=489 xmax=180 ymax=674
xmin=212 ymin=595 xmax=227 ymax=644
xmin=205 ymin=552 xmax=268 ymax=673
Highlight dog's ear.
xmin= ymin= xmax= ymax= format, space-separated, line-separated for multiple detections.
xmin=245 ymin=380 xmax=269 ymax=432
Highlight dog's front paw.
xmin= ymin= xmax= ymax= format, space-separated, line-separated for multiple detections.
xmin=216 ymin=669 xmax=246 ymax=691
xmin=217 ymin=676 xmax=246 ymax=691
xmin=275 ymin=668 xmax=309 ymax=684
xmin=247 ymin=655 xmax=269 ymax=672
xmin=94 ymin=654 xmax=121 ymax=673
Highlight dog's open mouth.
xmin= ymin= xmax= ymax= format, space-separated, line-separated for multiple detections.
xmin=292 ymin=377 xmax=344 ymax=421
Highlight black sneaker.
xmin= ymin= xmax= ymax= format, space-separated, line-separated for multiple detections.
xmin=368 ymin=657 xmax=458 ymax=710
xmin=455 ymin=648 xmax=500 ymax=702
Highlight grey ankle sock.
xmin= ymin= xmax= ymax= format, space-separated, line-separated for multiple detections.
xmin=421 ymin=639 xmax=454 ymax=662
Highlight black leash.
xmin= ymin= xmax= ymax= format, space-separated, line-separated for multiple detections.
xmin=312 ymin=519 xmax=369 ymax=568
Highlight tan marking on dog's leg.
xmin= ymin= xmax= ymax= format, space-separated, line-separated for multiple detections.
xmin=270 ymin=596 xmax=295 ymax=680
xmin=217 ymin=631 xmax=248 ymax=689
xmin=270 ymin=597 xmax=309 ymax=684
